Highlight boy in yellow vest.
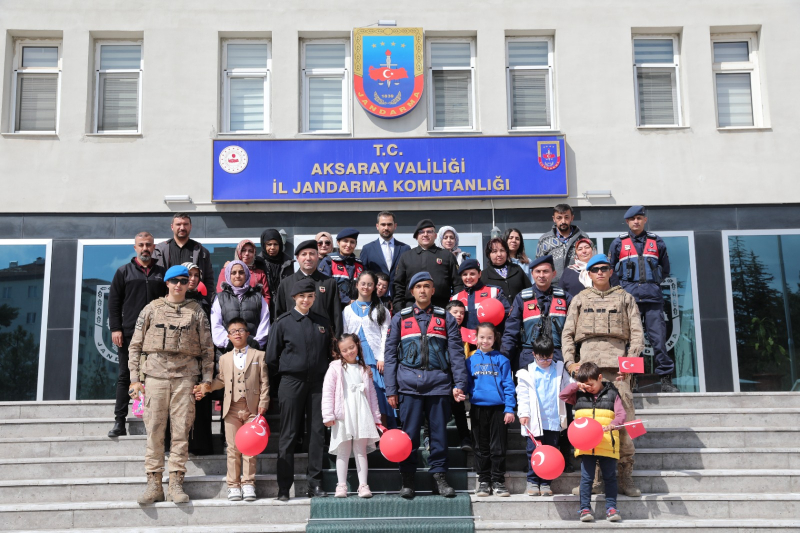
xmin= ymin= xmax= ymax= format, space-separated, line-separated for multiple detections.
xmin=559 ymin=362 xmax=626 ymax=523
xmin=194 ymin=317 xmax=269 ymax=502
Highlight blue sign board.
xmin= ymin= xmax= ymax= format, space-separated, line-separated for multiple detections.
xmin=212 ymin=136 xmax=568 ymax=202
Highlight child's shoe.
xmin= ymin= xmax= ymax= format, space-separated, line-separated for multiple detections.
xmin=334 ymin=483 xmax=348 ymax=498
xmin=539 ymin=483 xmax=553 ymax=496
xmin=227 ymin=487 xmax=243 ymax=501
xmin=607 ymin=508 xmax=622 ymax=522
xmin=580 ymin=509 xmax=594 ymax=522
xmin=242 ymin=484 xmax=256 ymax=502
xmin=526 ymin=482 xmax=540 ymax=496
xmin=492 ymin=482 xmax=510 ymax=497
xmin=357 ymin=484 xmax=373 ymax=498
xmin=476 ymin=482 xmax=492 ymax=497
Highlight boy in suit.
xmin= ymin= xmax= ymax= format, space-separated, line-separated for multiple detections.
xmin=195 ymin=317 xmax=269 ymax=502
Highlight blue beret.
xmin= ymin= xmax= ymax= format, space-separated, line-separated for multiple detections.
xmin=164 ymin=265 xmax=190 ymax=281
xmin=586 ymin=254 xmax=611 ymax=270
xmin=337 ymin=228 xmax=359 ymax=241
xmin=624 ymin=205 xmax=646 ymax=219
xmin=458 ymin=258 xmax=481 ymax=274
xmin=530 ymin=255 xmax=555 ymax=270
xmin=408 ymin=271 xmax=433 ymax=291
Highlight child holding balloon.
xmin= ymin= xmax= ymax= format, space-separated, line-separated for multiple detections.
xmin=322 ymin=334 xmax=382 ymax=499
xmin=516 ymin=336 xmax=571 ymax=497
xmin=466 ymin=322 xmax=516 ymax=497
xmin=559 ymin=362 xmax=626 ymax=522
xmin=193 ymin=317 xmax=269 ymax=502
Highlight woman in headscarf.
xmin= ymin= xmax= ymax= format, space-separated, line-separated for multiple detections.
xmin=436 ymin=225 xmax=470 ymax=266
xmin=183 ymin=262 xmax=211 ymax=317
xmin=216 ymin=239 xmax=269 ymax=303
xmin=480 ymin=237 xmax=532 ymax=302
xmin=504 ymin=228 xmax=531 ymax=277
xmin=210 ymin=260 xmax=271 ymax=354
xmin=559 ymin=238 xmax=620 ymax=296
xmin=255 ymin=229 xmax=294 ymax=318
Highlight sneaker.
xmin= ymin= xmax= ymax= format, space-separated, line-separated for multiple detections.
xmin=460 ymin=438 xmax=474 ymax=453
xmin=580 ymin=509 xmax=594 ymax=522
xmin=607 ymin=508 xmax=622 ymax=522
xmin=334 ymin=483 xmax=348 ymax=498
xmin=357 ymin=484 xmax=373 ymax=498
xmin=492 ymin=482 xmax=510 ymax=497
xmin=526 ymin=482 xmax=540 ymax=496
xmin=539 ymin=484 xmax=553 ymax=496
xmin=476 ymin=482 xmax=491 ymax=497
xmin=242 ymin=484 xmax=256 ymax=501
xmin=227 ymin=487 xmax=243 ymax=501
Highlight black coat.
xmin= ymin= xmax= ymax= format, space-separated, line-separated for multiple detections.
xmin=265 ymin=309 xmax=333 ymax=383
xmin=480 ymin=262 xmax=532 ymax=303
xmin=274 ymin=269 xmax=342 ymax=337
xmin=108 ymin=258 xmax=167 ymax=338
xmin=392 ymin=245 xmax=463 ymax=310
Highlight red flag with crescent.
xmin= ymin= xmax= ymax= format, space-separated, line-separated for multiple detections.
xmin=618 ymin=356 xmax=644 ymax=374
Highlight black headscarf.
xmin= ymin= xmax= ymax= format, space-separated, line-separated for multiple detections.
xmin=259 ymin=229 xmax=287 ymax=299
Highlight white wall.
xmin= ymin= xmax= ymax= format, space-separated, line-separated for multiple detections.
xmin=0 ymin=0 xmax=796 ymax=213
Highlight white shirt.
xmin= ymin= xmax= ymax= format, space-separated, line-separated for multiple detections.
xmin=381 ymin=238 xmax=395 ymax=268
xmin=234 ymin=347 xmax=247 ymax=370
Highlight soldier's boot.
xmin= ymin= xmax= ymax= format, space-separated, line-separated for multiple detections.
xmin=618 ymin=463 xmax=641 ymax=497
xmin=166 ymin=471 xmax=190 ymax=503
xmin=572 ymin=463 xmax=604 ymax=495
xmin=399 ymin=472 xmax=416 ymax=499
xmin=137 ymin=472 xmax=165 ymax=504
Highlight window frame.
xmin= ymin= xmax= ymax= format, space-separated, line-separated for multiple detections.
xmin=300 ymin=39 xmax=351 ymax=134
xmin=632 ymin=34 xmax=683 ymax=128
xmin=93 ymin=40 xmax=144 ymax=135
xmin=0 ymin=239 xmax=53 ymax=402
xmin=221 ymin=39 xmax=271 ymax=134
xmin=9 ymin=39 xmax=62 ymax=134
xmin=505 ymin=36 xmax=555 ymax=132
xmin=426 ymin=37 xmax=478 ymax=132
xmin=710 ymin=33 xmax=763 ymax=129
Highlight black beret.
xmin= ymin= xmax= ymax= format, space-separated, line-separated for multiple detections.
xmin=294 ymin=239 xmax=318 ymax=256
xmin=291 ymin=278 xmax=317 ymax=297
xmin=413 ymin=219 xmax=435 ymax=238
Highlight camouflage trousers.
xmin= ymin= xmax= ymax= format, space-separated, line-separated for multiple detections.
xmin=598 ymin=367 xmax=635 ymax=468
xmin=143 ymin=376 xmax=196 ymax=473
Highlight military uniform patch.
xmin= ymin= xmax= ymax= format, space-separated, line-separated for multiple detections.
xmin=318 ymin=326 xmax=325 ymax=333
xmin=319 ymin=286 xmax=326 ymax=293
xmin=527 ymin=304 xmax=536 ymax=310
xmin=135 ymin=315 xmax=145 ymax=330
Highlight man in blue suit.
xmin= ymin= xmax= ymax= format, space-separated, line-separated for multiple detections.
xmin=359 ymin=211 xmax=410 ymax=298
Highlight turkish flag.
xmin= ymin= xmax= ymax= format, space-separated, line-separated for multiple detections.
xmin=624 ymin=419 xmax=647 ymax=439
xmin=460 ymin=327 xmax=477 ymax=345
xmin=618 ymin=356 xmax=644 ymax=374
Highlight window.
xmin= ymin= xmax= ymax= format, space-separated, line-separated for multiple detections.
xmin=711 ymin=34 xmax=762 ymax=128
xmin=94 ymin=42 xmax=143 ymax=133
xmin=28 ymin=285 xmax=37 ymax=298
xmin=26 ymin=312 xmax=36 ymax=324
xmin=427 ymin=39 xmax=476 ymax=131
xmin=632 ymin=36 xmax=682 ymax=127
xmin=222 ymin=40 xmax=271 ymax=133
xmin=301 ymin=41 xmax=349 ymax=133
xmin=2 ymin=287 xmax=10 ymax=298
xmin=10 ymin=40 xmax=61 ymax=133
xmin=506 ymin=38 xmax=554 ymax=130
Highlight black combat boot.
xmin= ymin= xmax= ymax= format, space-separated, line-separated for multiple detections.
xmin=399 ymin=472 xmax=416 ymax=499
xmin=107 ymin=419 xmax=127 ymax=438
xmin=660 ymin=375 xmax=679 ymax=393
xmin=432 ymin=473 xmax=455 ymax=498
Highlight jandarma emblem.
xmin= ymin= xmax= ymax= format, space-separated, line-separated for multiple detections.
xmin=353 ymin=27 xmax=423 ymax=118
xmin=537 ymin=141 xmax=561 ymax=171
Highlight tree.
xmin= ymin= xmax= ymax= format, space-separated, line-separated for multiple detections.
xmin=0 ymin=326 xmax=39 ymax=401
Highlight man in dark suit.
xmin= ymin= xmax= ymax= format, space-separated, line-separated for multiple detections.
xmin=359 ymin=211 xmax=410 ymax=298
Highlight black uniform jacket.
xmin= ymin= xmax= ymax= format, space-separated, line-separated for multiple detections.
xmin=265 ymin=309 xmax=333 ymax=383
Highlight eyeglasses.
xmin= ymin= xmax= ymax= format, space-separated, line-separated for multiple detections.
xmin=228 ymin=328 xmax=247 ymax=335
xmin=318 ymin=240 xmax=332 ymax=246
xmin=534 ymin=355 xmax=554 ymax=361
xmin=167 ymin=278 xmax=189 ymax=285
xmin=589 ymin=266 xmax=611 ymax=274
xmin=418 ymin=230 xmax=436 ymax=235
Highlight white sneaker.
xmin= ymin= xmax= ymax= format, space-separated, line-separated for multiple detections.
xmin=227 ymin=487 xmax=243 ymax=501
xmin=242 ymin=484 xmax=257 ymax=501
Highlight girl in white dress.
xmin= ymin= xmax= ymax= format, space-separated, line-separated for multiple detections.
xmin=321 ymin=334 xmax=382 ymax=498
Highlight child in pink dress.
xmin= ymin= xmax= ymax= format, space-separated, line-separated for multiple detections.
xmin=322 ymin=334 xmax=382 ymax=498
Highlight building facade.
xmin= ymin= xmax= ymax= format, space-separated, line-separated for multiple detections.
xmin=1 ymin=0 xmax=798 ymax=400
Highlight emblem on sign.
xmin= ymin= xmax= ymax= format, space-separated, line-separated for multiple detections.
xmin=94 ymin=285 xmax=118 ymax=363
xmin=353 ymin=27 xmax=423 ymax=118
xmin=219 ymin=146 xmax=248 ymax=174
xmin=537 ymin=140 xmax=561 ymax=171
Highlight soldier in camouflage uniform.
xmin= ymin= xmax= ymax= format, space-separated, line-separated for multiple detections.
xmin=561 ymin=254 xmax=645 ymax=498
xmin=128 ymin=265 xmax=215 ymax=504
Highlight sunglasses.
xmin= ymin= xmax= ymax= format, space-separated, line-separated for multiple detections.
xmin=589 ymin=266 xmax=611 ymax=274
xmin=318 ymin=240 xmax=332 ymax=245
xmin=167 ymin=278 xmax=189 ymax=285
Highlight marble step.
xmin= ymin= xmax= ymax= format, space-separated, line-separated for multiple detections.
xmin=474 ymin=518 xmax=800 ymax=532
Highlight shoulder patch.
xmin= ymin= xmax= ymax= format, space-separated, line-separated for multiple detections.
xmin=618 ymin=233 xmax=629 ymax=239
xmin=646 ymin=232 xmax=658 ymax=238
xmin=520 ymin=288 xmax=535 ymax=300
xmin=432 ymin=306 xmax=446 ymax=316
xmin=135 ymin=314 xmax=145 ymax=330
xmin=330 ymin=255 xmax=342 ymax=261
xmin=400 ymin=306 xmax=414 ymax=317
xmin=552 ymin=287 xmax=566 ymax=298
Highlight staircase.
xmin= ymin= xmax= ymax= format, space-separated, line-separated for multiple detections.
xmin=0 ymin=392 xmax=798 ymax=532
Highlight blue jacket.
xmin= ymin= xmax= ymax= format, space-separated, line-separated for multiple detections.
xmin=466 ymin=350 xmax=516 ymax=413
xmin=384 ymin=304 xmax=468 ymax=397
xmin=359 ymin=237 xmax=411 ymax=298
xmin=607 ymin=230 xmax=670 ymax=303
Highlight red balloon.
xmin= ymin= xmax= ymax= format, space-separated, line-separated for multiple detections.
xmin=196 ymin=282 xmax=208 ymax=296
xmin=380 ymin=429 xmax=413 ymax=463
xmin=475 ymin=298 xmax=505 ymax=326
xmin=531 ymin=444 xmax=565 ymax=480
xmin=235 ymin=415 xmax=269 ymax=457
xmin=568 ymin=417 xmax=604 ymax=450
xmin=461 ymin=327 xmax=477 ymax=345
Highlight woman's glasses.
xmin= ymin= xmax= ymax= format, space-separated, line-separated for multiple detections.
xmin=318 ymin=240 xmax=332 ymax=246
